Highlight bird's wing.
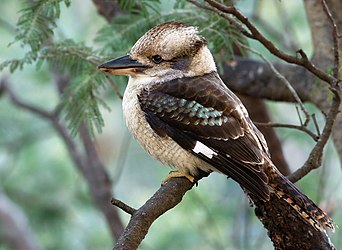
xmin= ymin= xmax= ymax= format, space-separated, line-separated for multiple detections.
xmin=138 ymin=72 xmax=270 ymax=200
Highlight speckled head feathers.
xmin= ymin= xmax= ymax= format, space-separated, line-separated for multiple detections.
xmin=130 ymin=22 xmax=207 ymax=61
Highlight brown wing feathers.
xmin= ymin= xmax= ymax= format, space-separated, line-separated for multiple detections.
xmin=138 ymin=71 xmax=270 ymax=200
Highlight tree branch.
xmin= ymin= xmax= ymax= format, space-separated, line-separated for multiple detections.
xmin=254 ymin=121 xmax=319 ymax=141
xmin=113 ymin=178 xmax=195 ymax=250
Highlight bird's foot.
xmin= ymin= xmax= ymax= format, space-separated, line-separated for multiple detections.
xmin=162 ymin=171 xmax=196 ymax=184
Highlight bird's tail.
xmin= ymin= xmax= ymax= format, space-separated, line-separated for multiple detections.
xmin=268 ymin=165 xmax=335 ymax=232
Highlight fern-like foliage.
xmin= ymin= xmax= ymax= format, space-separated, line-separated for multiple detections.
xmin=14 ymin=0 xmax=71 ymax=54
xmin=1 ymin=0 xmax=71 ymax=73
xmin=38 ymin=39 xmax=110 ymax=135
xmin=62 ymin=73 xmax=109 ymax=136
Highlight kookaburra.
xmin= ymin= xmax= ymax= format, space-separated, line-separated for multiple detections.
xmin=98 ymin=22 xmax=334 ymax=231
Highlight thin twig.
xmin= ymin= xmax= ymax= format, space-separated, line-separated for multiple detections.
xmin=254 ymin=122 xmax=319 ymax=141
xmin=111 ymin=198 xmax=136 ymax=215
xmin=104 ymin=75 xmax=123 ymax=99
xmin=312 ymin=114 xmax=321 ymax=137
xmin=295 ymin=105 xmax=303 ymax=126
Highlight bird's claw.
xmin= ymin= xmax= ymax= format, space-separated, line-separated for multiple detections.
xmin=162 ymin=171 xmax=196 ymax=185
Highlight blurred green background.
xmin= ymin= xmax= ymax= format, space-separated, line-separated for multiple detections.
xmin=0 ymin=0 xmax=341 ymax=249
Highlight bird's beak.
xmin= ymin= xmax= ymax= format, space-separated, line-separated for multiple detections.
xmin=98 ymin=55 xmax=149 ymax=75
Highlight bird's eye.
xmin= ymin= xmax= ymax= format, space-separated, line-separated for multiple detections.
xmin=151 ymin=55 xmax=163 ymax=64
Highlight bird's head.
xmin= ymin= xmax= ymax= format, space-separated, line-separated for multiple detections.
xmin=98 ymin=22 xmax=216 ymax=82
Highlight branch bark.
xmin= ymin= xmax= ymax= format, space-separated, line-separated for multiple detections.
xmin=113 ymin=178 xmax=195 ymax=250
